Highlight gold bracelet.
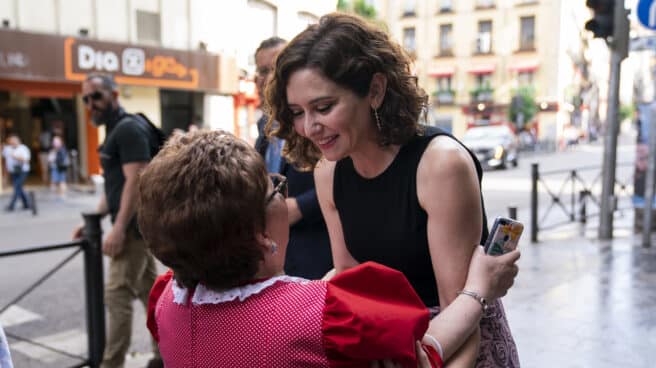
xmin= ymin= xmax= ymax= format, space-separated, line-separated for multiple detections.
xmin=457 ymin=290 xmax=488 ymax=311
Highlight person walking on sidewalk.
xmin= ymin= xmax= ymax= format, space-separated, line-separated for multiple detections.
xmin=48 ymin=135 xmax=69 ymax=199
xmin=254 ymin=37 xmax=332 ymax=279
xmin=73 ymin=73 xmax=162 ymax=368
xmin=2 ymin=134 xmax=31 ymax=212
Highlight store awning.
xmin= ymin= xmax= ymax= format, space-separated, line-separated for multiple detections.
xmin=467 ymin=64 xmax=496 ymax=75
xmin=0 ymin=79 xmax=80 ymax=98
xmin=509 ymin=60 xmax=539 ymax=73
xmin=428 ymin=66 xmax=456 ymax=77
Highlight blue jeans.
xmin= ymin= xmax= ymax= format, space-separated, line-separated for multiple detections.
xmin=8 ymin=171 xmax=29 ymax=210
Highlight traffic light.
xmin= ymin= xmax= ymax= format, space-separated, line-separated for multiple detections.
xmin=585 ymin=0 xmax=614 ymax=38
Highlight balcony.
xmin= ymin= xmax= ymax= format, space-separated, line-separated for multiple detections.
xmin=515 ymin=0 xmax=538 ymax=6
xmin=475 ymin=0 xmax=496 ymax=10
xmin=437 ymin=49 xmax=454 ymax=57
xmin=470 ymin=87 xmax=494 ymax=103
xmin=433 ymin=90 xmax=455 ymax=105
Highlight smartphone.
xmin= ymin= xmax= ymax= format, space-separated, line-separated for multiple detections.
xmin=483 ymin=217 xmax=524 ymax=256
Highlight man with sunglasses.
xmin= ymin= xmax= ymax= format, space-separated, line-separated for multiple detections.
xmin=254 ymin=37 xmax=333 ymax=280
xmin=74 ymin=74 xmax=162 ymax=368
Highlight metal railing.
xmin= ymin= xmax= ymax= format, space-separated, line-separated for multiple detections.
xmin=0 ymin=213 xmax=105 ymax=367
xmin=529 ymin=162 xmax=633 ymax=242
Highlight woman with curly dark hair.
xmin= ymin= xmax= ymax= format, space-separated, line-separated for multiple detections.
xmin=265 ymin=12 xmax=520 ymax=367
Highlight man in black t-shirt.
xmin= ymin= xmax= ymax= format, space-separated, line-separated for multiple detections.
xmin=73 ymin=74 xmax=162 ymax=368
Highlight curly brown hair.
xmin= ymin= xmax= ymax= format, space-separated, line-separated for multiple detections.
xmin=264 ymin=12 xmax=428 ymax=170
xmin=137 ymin=130 xmax=269 ymax=290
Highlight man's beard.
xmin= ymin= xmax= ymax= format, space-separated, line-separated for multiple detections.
xmin=91 ymin=105 xmax=115 ymax=127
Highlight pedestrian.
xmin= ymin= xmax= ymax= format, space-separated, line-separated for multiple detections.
xmin=0 ymin=321 xmax=13 ymax=368
xmin=265 ymin=13 xmax=520 ymax=366
xmin=48 ymin=135 xmax=69 ymax=199
xmin=72 ymin=73 xmax=162 ymax=368
xmin=2 ymin=134 xmax=31 ymax=212
xmin=139 ymin=130 xmax=520 ymax=367
xmin=37 ymin=121 xmax=52 ymax=184
xmin=254 ymin=36 xmax=332 ymax=279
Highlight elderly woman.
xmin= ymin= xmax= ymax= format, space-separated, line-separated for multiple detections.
xmin=140 ymin=131 xmax=518 ymax=367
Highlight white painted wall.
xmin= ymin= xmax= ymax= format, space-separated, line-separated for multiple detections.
xmin=0 ymin=0 xmax=17 ymax=28
xmin=59 ymin=0 xmax=94 ymax=37
xmin=96 ymin=0 xmax=130 ymax=42
xmin=161 ymin=0 xmax=189 ymax=50
xmin=119 ymin=86 xmax=162 ymax=127
xmin=204 ymin=94 xmax=235 ymax=132
xmin=18 ymin=0 xmax=56 ymax=33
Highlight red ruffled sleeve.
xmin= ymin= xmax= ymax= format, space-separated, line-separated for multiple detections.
xmin=146 ymin=270 xmax=173 ymax=343
xmin=322 ymin=262 xmax=433 ymax=368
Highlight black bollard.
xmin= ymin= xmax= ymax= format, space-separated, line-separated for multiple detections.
xmin=82 ymin=213 xmax=105 ymax=368
xmin=530 ymin=163 xmax=539 ymax=242
xmin=29 ymin=191 xmax=37 ymax=216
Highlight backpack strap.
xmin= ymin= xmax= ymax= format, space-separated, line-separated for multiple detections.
xmin=116 ymin=113 xmax=166 ymax=156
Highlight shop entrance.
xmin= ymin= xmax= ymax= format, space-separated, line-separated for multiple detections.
xmin=160 ymin=89 xmax=204 ymax=135
xmin=1 ymin=85 xmax=79 ymax=186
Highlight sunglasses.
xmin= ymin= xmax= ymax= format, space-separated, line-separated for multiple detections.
xmin=266 ymin=173 xmax=288 ymax=204
xmin=82 ymin=91 xmax=104 ymax=104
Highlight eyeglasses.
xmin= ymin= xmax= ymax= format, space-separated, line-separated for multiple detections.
xmin=82 ymin=91 xmax=104 ymax=104
xmin=266 ymin=173 xmax=288 ymax=204
xmin=255 ymin=66 xmax=272 ymax=78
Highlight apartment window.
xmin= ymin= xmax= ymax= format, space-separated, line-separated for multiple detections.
xmin=475 ymin=21 xmax=492 ymax=54
xmin=476 ymin=0 xmax=495 ymax=9
xmin=403 ymin=0 xmax=416 ymax=17
xmin=439 ymin=24 xmax=453 ymax=56
xmin=136 ymin=10 xmax=161 ymax=45
xmin=518 ymin=71 xmax=534 ymax=86
xmin=403 ymin=27 xmax=416 ymax=54
xmin=439 ymin=0 xmax=453 ymax=12
xmin=519 ymin=16 xmax=535 ymax=50
xmin=437 ymin=76 xmax=452 ymax=91
xmin=475 ymin=74 xmax=492 ymax=89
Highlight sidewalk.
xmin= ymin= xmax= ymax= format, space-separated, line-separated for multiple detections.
xmin=505 ymin=221 xmax=656 ymax=367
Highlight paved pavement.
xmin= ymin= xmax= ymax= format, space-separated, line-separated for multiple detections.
xmin=2 ymin=186 xmax=656 ymax=367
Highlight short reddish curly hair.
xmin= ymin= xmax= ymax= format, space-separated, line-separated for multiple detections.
xmin=137 ymin=130 xmax=269 ymax=290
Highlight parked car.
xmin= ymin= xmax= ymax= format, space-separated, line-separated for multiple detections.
xmin=462 ymin=124 xmax=519 ymax=170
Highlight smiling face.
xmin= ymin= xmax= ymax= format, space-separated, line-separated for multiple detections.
xmin=285 ymin=68 xmax=378 ymax=162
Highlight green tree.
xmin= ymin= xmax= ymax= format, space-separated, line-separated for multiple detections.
xmin=508 ymin=86 xmax=538 ymax=129
xmin=337 ymin=0 xmax=377 ymax=19
xmin=619 ymin=104 xmax=634 ymax=123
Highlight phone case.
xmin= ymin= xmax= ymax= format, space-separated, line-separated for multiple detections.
xmin=484 ymin=217 xmax=524 ymax=256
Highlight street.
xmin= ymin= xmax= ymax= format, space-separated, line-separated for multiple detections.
xmin=0 ymin=132 xmax=651 ymax=367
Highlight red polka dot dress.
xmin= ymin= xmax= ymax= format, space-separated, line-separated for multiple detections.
xmin=147 ymin=262 xmax=443 ymax=368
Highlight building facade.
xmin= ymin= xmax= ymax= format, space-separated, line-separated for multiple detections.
xmin=0 ymin=0 xmax=334 ymax=190
xmin=378 ymin=0 xmax=601 ymax=143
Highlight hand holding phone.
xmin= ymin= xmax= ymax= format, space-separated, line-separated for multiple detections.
xmin=483 ymin=217 xmax=524 ymax=256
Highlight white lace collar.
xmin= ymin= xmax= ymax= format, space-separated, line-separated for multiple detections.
xmin=171 ymin=275 xmax=310 ymax=305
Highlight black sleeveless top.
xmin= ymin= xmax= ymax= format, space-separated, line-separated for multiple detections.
xmin=333 ymin=127 xmax=488 ymax=306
